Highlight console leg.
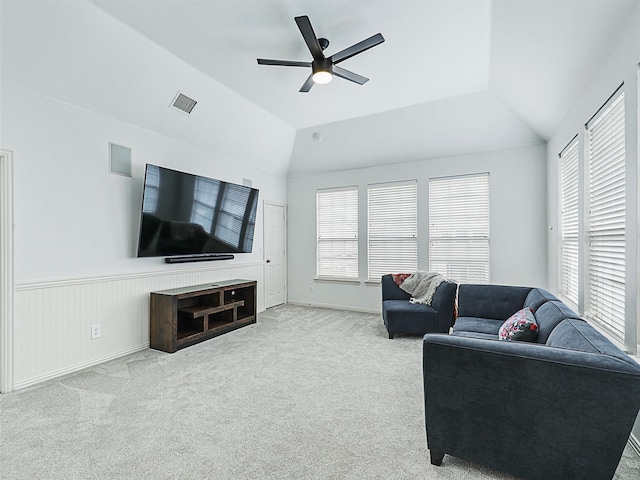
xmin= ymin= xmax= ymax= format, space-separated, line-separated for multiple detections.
xmin=430 ymin=450 xmax=444 ymax=466
xmin=388 ymin=332 xmax=395 ymax=339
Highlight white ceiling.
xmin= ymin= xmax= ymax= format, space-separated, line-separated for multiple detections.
xmin=3 ymin=0 xmax=640 ymax=175
xmin=89 ymin=0 xmax=639 ymax=134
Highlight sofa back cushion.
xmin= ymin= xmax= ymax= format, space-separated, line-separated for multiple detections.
xmin=524 ymin=288 xmax=559 ymax=312
xmin=546 ymin=319 xmax=638 ymax=369
xmin=546 ymin=319 xmax=599 ymax=353
xmin=457 ymin=284 xmax=532 ymax=320
xmin=534 ymin=301 xmax=582 ymax=343
xmin=381 ymin=274 xmax=411 ymax=301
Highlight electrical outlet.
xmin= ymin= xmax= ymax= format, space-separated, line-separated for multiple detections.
xmin=309 ymin=285 xmax=314 ymax=293
xmin=91 ymin=324 xmax=101 ymax=339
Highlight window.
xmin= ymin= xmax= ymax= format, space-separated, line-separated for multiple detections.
xmin=559 ymin=137 xmax=579 ymax=307
xmin=191 ymin=177 xmax=220 ymax=233
xmin=316 ymin=187 xmax=358 ymax=280
xmin=367 ymin=180 xmax=417 ymax=282
xmin=142 ymin=164 xmax=160 ymax=213
xmin=216 ymin=183 xmax=252 ymax=249
xmin=586 ymin=88 xmax=625 ymax=340
xmin=429 ymin=173 xmax=490 ymax=283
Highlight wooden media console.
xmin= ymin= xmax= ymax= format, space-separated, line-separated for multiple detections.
xmin=150 ymin=279 xmax=257 ymax=353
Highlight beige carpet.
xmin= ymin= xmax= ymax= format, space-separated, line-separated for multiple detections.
xmin=1 ymin=304 xmax=639 ymax=479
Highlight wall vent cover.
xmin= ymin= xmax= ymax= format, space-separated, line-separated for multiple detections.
xmin=170 ymin=91 xmax=197 ymax=114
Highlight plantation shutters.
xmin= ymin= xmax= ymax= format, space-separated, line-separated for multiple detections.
xmin=316 ymin=187 xmax=359 ymax=280
xmin=367 ymin=180 xmax=417 ymax=282
xmin=429 ymin=173 xmax=490 ymax=283
xmin=559 ymin=138 xmax=579 ymax=308
xmin=586 ymin=89 xmax=625 ymax=340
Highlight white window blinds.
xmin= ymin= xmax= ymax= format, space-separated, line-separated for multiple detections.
xmin=586 ymin=89 xmax=625 ymax=340
xmin=559 ymin=138 xmax=579 ymax=308
xmin=191 ymin=177 xmax=220 ymax=233
xmin=429 ymin=173 xmax=490 ymax=283
xmin=316 ymin=187 xmax=358 ymax=280
xmin=367 ymin=180 xmax=417 ymax=282
xmin=142 ymin=164 xmax=160 ymax=213
xmin=216 ymin=183 xmax=251 ymax=248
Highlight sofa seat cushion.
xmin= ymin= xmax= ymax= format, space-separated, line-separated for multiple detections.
xmin=384 ymin=299 xmax=437 ymax=315
xmin=449 ymin=331 xmax=498 ymax=341
xmin=452 ymin=317 xmax=502 ymax=335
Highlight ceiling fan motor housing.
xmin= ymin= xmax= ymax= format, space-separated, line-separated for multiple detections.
xmin=313 ymin=57 xmax=333 ymax=75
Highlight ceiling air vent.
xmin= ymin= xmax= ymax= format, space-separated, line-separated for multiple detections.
xmin=170 ymin=91 xmax=197 ymax=115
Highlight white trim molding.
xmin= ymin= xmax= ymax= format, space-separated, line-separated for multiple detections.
xmin=12 ymin=262 xmax=265 ymax=389
xmin=0 ymin=149 xmax=14 ymax=393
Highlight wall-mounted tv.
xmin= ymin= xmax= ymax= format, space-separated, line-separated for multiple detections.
xmin=136 ymin=164 xmax=259 ymax=258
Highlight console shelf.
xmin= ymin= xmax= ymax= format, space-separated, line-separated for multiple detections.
xmin=150 ymin=279 xmax=257 ymax=353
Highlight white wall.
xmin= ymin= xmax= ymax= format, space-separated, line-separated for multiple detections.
xmin=1 ymin=83 xmax=288 ymax=388
xmin=3 ymin=84 xmax=287 ymax=282
xmin=546 ymin=7 xmax=640 ymax=441
xmin=0 ymin=0 xmax=296 ymax=177
xmin=287 ymin=143 xmax=548 ymax=312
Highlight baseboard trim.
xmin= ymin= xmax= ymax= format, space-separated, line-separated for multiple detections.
xmin=13 ymin=343 xmax=149 ymax=391
xmin=287 ymin=300 xmax=380 ymax=315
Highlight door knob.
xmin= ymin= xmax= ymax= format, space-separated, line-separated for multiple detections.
xmin=266 ymin=259 xmax=271 ymax=263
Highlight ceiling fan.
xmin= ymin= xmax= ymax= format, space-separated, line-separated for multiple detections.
xmin=257 ymin=15 xmax=385 ymax=93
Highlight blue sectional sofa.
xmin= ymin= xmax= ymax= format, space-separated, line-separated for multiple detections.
xmin=381 ymin=274 xmax=457 ymax=339
xmin=423 ymin=284 xmax=640 ymax=480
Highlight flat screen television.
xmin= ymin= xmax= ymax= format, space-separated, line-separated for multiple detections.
xmin=136 ymin=164 xmax=259 ymax=258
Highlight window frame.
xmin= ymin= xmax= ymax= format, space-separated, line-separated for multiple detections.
xmin=428 ymin=172 xmax=490 ymax=284
xmin=367 ymin=180 xmax=418 ymax=282
xmin=585 ymin=87 xmax=626 ymax=341
xmin=316 ymin=186 xmax=359 ymax=281
xmin=559 ymin=136 xmax=580 ymax=309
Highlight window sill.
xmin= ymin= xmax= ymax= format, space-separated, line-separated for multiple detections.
xmin=314 ymin=277 xmax=360 ymax=285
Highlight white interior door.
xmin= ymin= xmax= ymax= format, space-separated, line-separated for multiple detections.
xmin=264 ymin=202 xmax=286 ymax=308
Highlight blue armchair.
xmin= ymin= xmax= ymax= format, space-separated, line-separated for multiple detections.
xmin=381 ymin=274 xmax=456 ymax=338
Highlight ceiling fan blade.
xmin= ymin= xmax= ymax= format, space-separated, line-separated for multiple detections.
xmin=295 ymin=15 xmax=325 ymax=62
xmin=299 ymin=73 xmax=315 ymax=93
xmin=330 ymin=33 xmax=385 ymax=64
xmin=333 ymin=66 xmax=369 ymax=85
xmin=257 ymin=59 xmax=311 ymax=67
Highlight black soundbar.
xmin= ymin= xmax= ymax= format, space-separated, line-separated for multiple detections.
xmin=165 ymin=254 xmax=235 ymax=264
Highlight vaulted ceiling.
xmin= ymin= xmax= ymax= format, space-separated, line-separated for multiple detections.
xmin=3 ymin=0 xmax=639 ymax=175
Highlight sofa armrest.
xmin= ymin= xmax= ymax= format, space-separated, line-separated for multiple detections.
xmin=422 ymin=334 xmax=640 ymax=480
xmin=430 ymin=282 xmax=457 ymax=331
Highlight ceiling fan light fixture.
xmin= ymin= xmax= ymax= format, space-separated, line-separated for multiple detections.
xmin=312 ymin=70 xmax=333 ymax=84
xmin=256 ymin=15 xmax=384 ymax=92
xmin=312 ymin=57 xmax=334 ymax=84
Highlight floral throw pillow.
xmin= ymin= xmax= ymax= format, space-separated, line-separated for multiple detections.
xmin=498 ymin=307 xmax=539 ymax=342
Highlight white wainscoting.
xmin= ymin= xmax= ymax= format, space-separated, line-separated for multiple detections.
xmin=13 ymin=263 xmax=264 ymax=389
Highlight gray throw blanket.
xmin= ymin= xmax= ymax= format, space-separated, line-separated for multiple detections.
xmin=400 ymin=271 xmax=446 ymax=305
